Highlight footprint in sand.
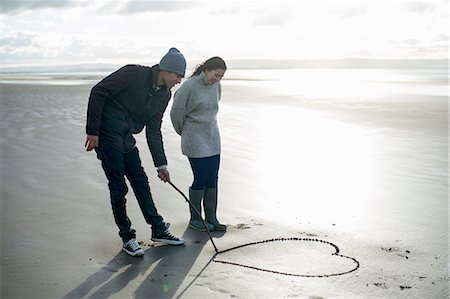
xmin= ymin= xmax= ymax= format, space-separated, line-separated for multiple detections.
xmin=381 ymin=246 xmax=411 ymax=259
xmin=235 ymin=223 xmax=252 ymax=230
xmin=372 ymin=282 xmax=388 ymax=289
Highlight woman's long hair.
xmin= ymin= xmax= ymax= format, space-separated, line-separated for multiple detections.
xmin=191 ymin=56 xmax=227 ymax=77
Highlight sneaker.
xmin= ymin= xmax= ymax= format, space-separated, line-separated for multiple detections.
xmin=122 ymin=238 xmax=144 ymax=257
xmin=151 ymin=229 xmax=185 ymax=245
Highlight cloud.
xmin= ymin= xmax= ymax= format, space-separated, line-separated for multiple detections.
xmin=210 ymin=7 xmax=242 ymax=17
xmin=433 ymin=34 xmax=448 ymax=42
xmin=116 ymin=0 xmax=197 ymax=14
xmin=1 ymin=0 xmax=448 ymax=67
xmin=0 ymin=0 xmax=88 ymax=14
xmin=253 ymin=11 xmax=293 ymax=26
xmin=1 ymin=32 xmax=43 ymax=65
xmin=400 ymin=1 xmax=437 ymax=13
xmin=0 ymin=0 xmax=196 ymax=15
xmin=1 ymin=32 xmax=37 ymax=47
xmin=0 ymin=29 xmax=166 ymax=67
xmin=329 ymin=3 xmax=367 ymax=19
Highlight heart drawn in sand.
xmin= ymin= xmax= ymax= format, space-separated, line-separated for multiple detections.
xmin=212 ymin=237 xmax=359 ymax=278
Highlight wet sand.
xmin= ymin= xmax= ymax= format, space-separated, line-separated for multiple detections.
xmin=0 ymin=72 xmax=448 ymax=299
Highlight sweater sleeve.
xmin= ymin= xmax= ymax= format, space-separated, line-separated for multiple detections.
xmin=85 ymin=65 xmax=137 ymax=136
xmin=170 ymin=83 xmax=190 ymax=135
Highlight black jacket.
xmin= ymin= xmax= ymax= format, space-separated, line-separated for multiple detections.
xmin=86 ymin=64 xmax=171 ymax=167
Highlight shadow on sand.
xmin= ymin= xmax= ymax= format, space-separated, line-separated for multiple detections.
xmin=63 ymin=229 xmax=225 ymax=299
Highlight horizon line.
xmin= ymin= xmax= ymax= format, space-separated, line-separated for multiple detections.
xmin=1 ymin=58 xmax=447 ymax=73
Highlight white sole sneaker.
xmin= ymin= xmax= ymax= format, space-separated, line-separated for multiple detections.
xmin=151 ymin=237 xmax=185 ymax=246
xmin=122 ymin=247 xmax=144 ymax=256
xmin=122 ymin=238 xmax=145 ymax=256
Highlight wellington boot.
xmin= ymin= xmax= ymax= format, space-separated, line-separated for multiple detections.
xmin=188 ymin=188 xmax=214 ymax=232
xmin=204 ymin=188 xmax=227 ymax=231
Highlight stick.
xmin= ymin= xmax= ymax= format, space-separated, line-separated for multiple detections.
xmin=168 ymin=181 xmax=219 ymax=253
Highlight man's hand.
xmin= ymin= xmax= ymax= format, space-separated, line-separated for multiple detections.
xmin=85 ymin=135 xmax=99 ymax=151
xmin=157 ymin=168 xmax=171 ymax=182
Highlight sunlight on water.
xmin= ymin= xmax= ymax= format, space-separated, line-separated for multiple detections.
xmin=226 ymin=68 xmax=448 ymax=98
xmin=221 ymin=66 xmax=447 ymax=228
xmin=244 ymin=104 xmax=376 ymax=223
xmin=265 ymin=69 xmax=387 ymax=99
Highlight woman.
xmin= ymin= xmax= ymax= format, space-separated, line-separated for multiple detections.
xmin=170 ymin=56 xmax=227 ymax=231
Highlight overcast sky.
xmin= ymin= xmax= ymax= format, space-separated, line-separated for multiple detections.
xmin=1 ymin=0 xmax=448 ymax=67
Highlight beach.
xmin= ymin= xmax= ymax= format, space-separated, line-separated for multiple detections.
xmin=1 ymin=67 xmax=448 ymax=298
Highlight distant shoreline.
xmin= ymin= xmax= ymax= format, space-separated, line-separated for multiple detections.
xmin=1 ymin=58 xmax=447 ymax=74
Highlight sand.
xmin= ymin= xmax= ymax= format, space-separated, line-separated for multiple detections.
xmin=0 ymin=68 xmax=448 ymax=299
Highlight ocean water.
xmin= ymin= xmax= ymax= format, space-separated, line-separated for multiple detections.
xmin=1 ymin=67 xmax=447 ymax=96
xmin=0 ymin=71 xmax=107 ymax=85
xmin=225 ymin=68 xmax=448 ymax=98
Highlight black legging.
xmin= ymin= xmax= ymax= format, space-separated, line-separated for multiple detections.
xmin=188 ymin=154 xmax=220 ymax=190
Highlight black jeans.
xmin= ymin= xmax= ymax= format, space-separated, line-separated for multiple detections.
xmin=96 ymin=146 xmax=165 ymax=242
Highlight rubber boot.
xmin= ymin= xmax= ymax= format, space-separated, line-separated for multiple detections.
xmin=204 ymin=188 xmax=227 ymax=231
xmin=188 ymin=188 xmax=214 ymax=232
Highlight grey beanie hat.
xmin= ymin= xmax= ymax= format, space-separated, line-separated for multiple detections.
xmin=159 ymin=48 xmax=186 ymax=77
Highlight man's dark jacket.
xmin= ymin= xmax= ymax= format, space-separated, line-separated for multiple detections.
xmin=86 ymin=64 xmax=171 ymax=167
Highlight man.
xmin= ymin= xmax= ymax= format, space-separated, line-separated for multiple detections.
xmin=85 ymin=48 xmax=186 ymax=257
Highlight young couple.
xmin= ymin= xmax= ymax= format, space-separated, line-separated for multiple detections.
xmin=85 ymin=48 xmax=227 ymax=257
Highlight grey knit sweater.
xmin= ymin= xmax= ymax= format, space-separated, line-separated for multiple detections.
xmin=170 ymin=71 xmax=221 ymax=158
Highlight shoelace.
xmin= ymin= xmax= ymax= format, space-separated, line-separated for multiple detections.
xmin=127 ymin=240 xmax=141 ymax=251
xmin=163 ymin=230 xmax=178 ymax=240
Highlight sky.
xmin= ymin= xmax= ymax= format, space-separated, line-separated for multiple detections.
xmin=0 ymin=0 xmax=448 ymax=68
